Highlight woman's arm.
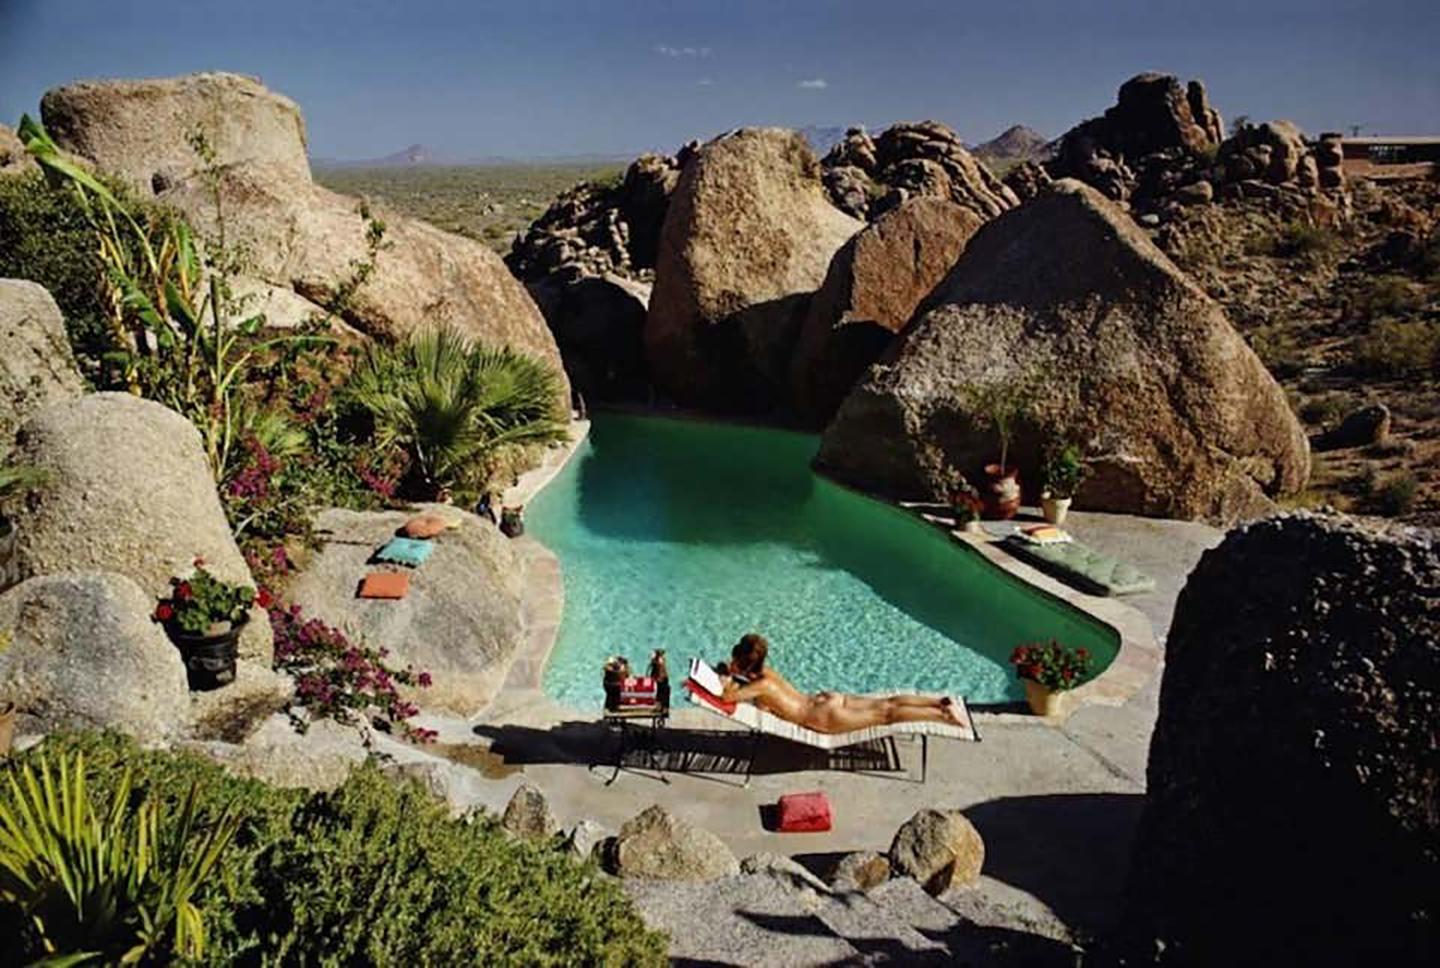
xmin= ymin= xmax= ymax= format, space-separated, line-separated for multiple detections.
xmin=721 ymin=676 xmax=770 ymax=704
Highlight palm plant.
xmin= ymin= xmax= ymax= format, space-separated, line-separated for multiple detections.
xmin=0 ymin=751 xmax=240 ymax=964
xmin=348 ymin=327 xmax=567 ymax=499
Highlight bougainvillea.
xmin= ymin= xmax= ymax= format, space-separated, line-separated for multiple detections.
xmin=269 ymin=600 xmax=436 ymax=744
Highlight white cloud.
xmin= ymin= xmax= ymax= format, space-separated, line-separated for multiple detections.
xmin=696 ymin=77 xmax=715 ymax=87
xmin=655 ymin=45 xmax=711 ymax=58
xmin=797 ymin=78 xmax=828 ymax=90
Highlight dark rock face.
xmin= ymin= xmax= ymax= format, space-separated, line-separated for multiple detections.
xmin=1127 ymin=513 xmax=1439 ymax=966
xmin=1315 ymin=403 xmax=1391 ymax=451
xmin=528 ymin=274 xmax=651 ymax=403
xmin=817 ymin=180 xmax=1309 ymax=522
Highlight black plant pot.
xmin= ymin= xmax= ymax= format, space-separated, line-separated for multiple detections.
xmin=168 ymin=615 xmax=245 ymax=691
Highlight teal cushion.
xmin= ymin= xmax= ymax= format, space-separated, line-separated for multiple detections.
xmin=1003 ymin=536 xmax=1155 ymax=596
xmin=375 ymin=536 xmax=436 ymax=568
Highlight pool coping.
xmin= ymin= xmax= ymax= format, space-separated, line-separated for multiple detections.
xmin=488 ymin=415 xmax=1160 ymax=726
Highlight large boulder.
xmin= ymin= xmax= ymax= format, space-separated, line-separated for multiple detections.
xmin=286 ymin=507 xmax=524 ymax=716
xmin=0 ymin=279 xmax=85 ymax=443
xmin=816 ymin=180 xmax=1309 ymax=523
xmin=8 ymin=392 xmax=270 ymax=660
xmin=0 ymin=572 xmax=191 ymax=742
xmin=646 ymin=128 xmax=862 ymax=412
xmin=612 ymin=805 xmax=741 ymax=881
xmin=790 ymin=197 xmax=985 ymax=425
xmin=1126 ymin=513 xmax=1439 ymax=965
xmin=39 ymin=73 xmax=566 ymax=391
xmin=500 ymin=782 xmax=560 ymax=841
xmin=889 ymin=808 xmax=986 ymax=895
xmin=0 ymin=123 xmax=37 ymax=175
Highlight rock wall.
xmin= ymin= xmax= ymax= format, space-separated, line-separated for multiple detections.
xmin=817 ymin=180 xmax=1309 ymax=523
xmin=1127 ymin=513 xmax=1439 ymax=965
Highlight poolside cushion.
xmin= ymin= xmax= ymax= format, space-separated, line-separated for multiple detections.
xmin=683 ymin=678 xmax=736 ymax=715
xmin=375 ymin=536 xmax=436 ymax=567
xmin=402 ymin=514 xmax=448 ymax=539
xmin=358 ymin=571 xmax=410 ymax=600
xmin=1002 ymin=535 xmax=1155 ymax=596
xmin=777 ymin=791 xmax=833 ymax=832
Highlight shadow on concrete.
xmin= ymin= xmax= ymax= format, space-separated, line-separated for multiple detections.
xmin=965 ymin=792 xmax=1144 ymax=932
xmin=471 ymin=720 xmax=922 ymax=781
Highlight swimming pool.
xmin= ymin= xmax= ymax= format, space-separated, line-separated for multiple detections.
xmin=527 ymin=414 xmax=1118 ymax=709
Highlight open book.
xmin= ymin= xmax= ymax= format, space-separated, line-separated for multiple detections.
xmin=688 ymin=656 xmax=725 ymax=696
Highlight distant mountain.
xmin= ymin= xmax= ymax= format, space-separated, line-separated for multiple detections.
xmin=973 ymin=125 xmax=1051 ymax=163
xmin=311 ymin=145 xmax=636 ymax=169
xmin=797 ymin=125 xmax=849 ymax=156
xmin=311 ymin=144 xmax=435 ymax=168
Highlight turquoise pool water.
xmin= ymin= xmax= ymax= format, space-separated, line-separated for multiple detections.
xmin=527 ymin=414 xmax=1118 ymax=710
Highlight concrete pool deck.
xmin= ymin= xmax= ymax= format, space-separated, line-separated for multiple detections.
xmin=462 ymin=416 xmax=1225 ymax=950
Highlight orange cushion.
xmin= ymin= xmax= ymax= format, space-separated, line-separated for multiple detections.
xmin=402 ymin=515 xmax=447 ymax=539
xmin=359 ymin=572 xmax=410 ymax=600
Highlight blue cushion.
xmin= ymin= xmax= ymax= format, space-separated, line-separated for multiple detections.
xmin=374 ymin=536 xmax=436 ymax=568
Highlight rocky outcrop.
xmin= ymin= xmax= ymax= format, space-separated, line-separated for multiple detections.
xmin=39 ymin=73 xmax=565 ymax=390
xmin=286 ymin=506 xmax=524 ymax=716
xmin=0 ymin=279 xmax=85 ymax=443
xmin=1315 ymin=403 xmax=1391 ymax=451
xmin=529 ymin=273 xmax=651 ymax=403
xmin=612 ymin=805 xmax=740 ymax=881
xmin=500 ymin=782 xmax=560 ymax=840
xmin=889 ymin=808 xmax=986 ymax=895
xmin=646 ymin=128 xmax=862 ymax=412
xmin=0 ymin=572 xmax=191 ymax=742
xmin=817 ymin=180 xmax=1309 ymax=522
xmin=1127 ymin=513 xmax=1439 ymax=965
xmin=790 ymin=197 xmax=984 ymax=425
xmin=8 ymin=392 xmax=271 ymax=661
xmin=821 ymin=122 xmax=1018 ymax=222
xmin=0 ymin=123 xmax=37 ymax=175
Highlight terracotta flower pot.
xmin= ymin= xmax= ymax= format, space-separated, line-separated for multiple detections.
xmin=167 ymin=615 xmax=246 ymax=691
xmin=983 ymin=464 xmax=1021 ymax=520
xmin=1041 ymin=495 xmax=1072 ymax=526
xmin=1023 ymin=679 xmax=1065 ymax=717
xmin=0 ymin=701 xmax=16 ymax=758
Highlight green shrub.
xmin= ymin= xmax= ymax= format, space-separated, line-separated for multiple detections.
xmin=1250 ymin=325 xmax=1307 ymax=377
xmin=1269 ymin=220 xmax=1338 ymax=260
xmin=6 ymin=733 xmax=668 ymax=966
xmin=1296 ymin=393 xmax=1349 ymax=427
xmin=1374 ymin=471 xmax=1420 ymax=516
xmin=1350 ymin=318 xmax=1440 ymax=378
xmin=1349 ymin=273 xmax=1424 ymax=319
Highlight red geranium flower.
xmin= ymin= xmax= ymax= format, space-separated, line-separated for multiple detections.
xmin=256 ymin=587 xmax=274 ymax=609
xmin=176 ymin=582 xmax=193 ymax=601
xmin=154 ymin=603 xmax=174 ymax=622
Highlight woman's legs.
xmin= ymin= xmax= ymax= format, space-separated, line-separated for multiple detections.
xmin=805 ymin=695 xmax=960 ymax=733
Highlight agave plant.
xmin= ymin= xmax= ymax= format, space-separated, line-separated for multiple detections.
xmin=348 ymin=327 xmax=567 ymax=498
xmin=0 ymin=751 xmax=239 ymax=964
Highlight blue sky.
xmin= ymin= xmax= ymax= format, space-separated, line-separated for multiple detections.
xmin=2 ymin=0 xmax=1436 ymax=159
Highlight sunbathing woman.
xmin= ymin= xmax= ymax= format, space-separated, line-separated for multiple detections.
xmin=717 ymin=633 xmax=967 ymax=734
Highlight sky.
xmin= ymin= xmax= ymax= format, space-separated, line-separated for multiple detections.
xmin=2 ymin=0 xmax=1437 ymax=160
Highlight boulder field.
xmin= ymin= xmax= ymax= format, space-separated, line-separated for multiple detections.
xmin=1126 ymin=512 xmax=1438 ymax=965
xmin=645 ymin=127 xmax=863 ymax=413
xmin=38 ymin=72 xmax=566 ymax=394
xmin=817 ymin=179 xmax=1309 ymax=523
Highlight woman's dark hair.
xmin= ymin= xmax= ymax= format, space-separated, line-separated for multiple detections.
xmin=731 ymin=633 xmax=769 ymax=678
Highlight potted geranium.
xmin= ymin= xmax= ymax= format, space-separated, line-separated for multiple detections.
xmin=951 ymin=478 xmax=985 ymax=533
xmin=0 ymin=452 xmax=47 ymax=595
xmin=154 ymin=558 xmax=261 ymax=691
xmin=1010 ymin=639 xmax=1092 ymax=717
xmin=963 ymin=380 xmax=1033 ymax=521
xmin=500 ymin=504 xmax=525 ymax=538
xmin=1040 ymin=443 xmax=1088 ymax=526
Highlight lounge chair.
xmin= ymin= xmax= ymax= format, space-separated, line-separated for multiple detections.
xmin=681 ymin=664 xmax=980 ymax=784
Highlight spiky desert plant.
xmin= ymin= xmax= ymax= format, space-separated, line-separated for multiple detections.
xmin=0 ymin=751 xmax=240 ymax=964
xmin=348 ymin=327 xmax=566 ymax=498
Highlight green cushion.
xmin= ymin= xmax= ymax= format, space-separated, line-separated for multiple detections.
xmin=1002 ymin=536 xmax=1155 ymax=596
xmin=374 ymin=536 xmax=436 ymax=568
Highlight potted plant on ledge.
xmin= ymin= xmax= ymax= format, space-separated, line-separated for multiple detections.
xmin=963 ymin=380 xmax=1034 ymax=521
xmin=154 ymin=558 xmax=259 ymax=691
xmin=1040 ymin=443 xmax=1088 ymax=526
xmin=951 ymin=478 xmax=985 ymax=533
xmin=1010 ymin=639 xmax=1092 ymax=717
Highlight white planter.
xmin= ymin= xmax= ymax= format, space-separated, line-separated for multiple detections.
xmin=1041 ymin=496 xmax=1072 ymax=526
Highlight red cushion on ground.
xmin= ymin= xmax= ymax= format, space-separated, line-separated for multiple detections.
xmin=402 ymin=514 xmax=447 ymax=539
xmin=358 ymin=571 xmax=410 ymax=600
xmin=777 ymin=791 xmax=833 ymax=833
xmin=683 ymin=678 xmax=736 ymax=715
